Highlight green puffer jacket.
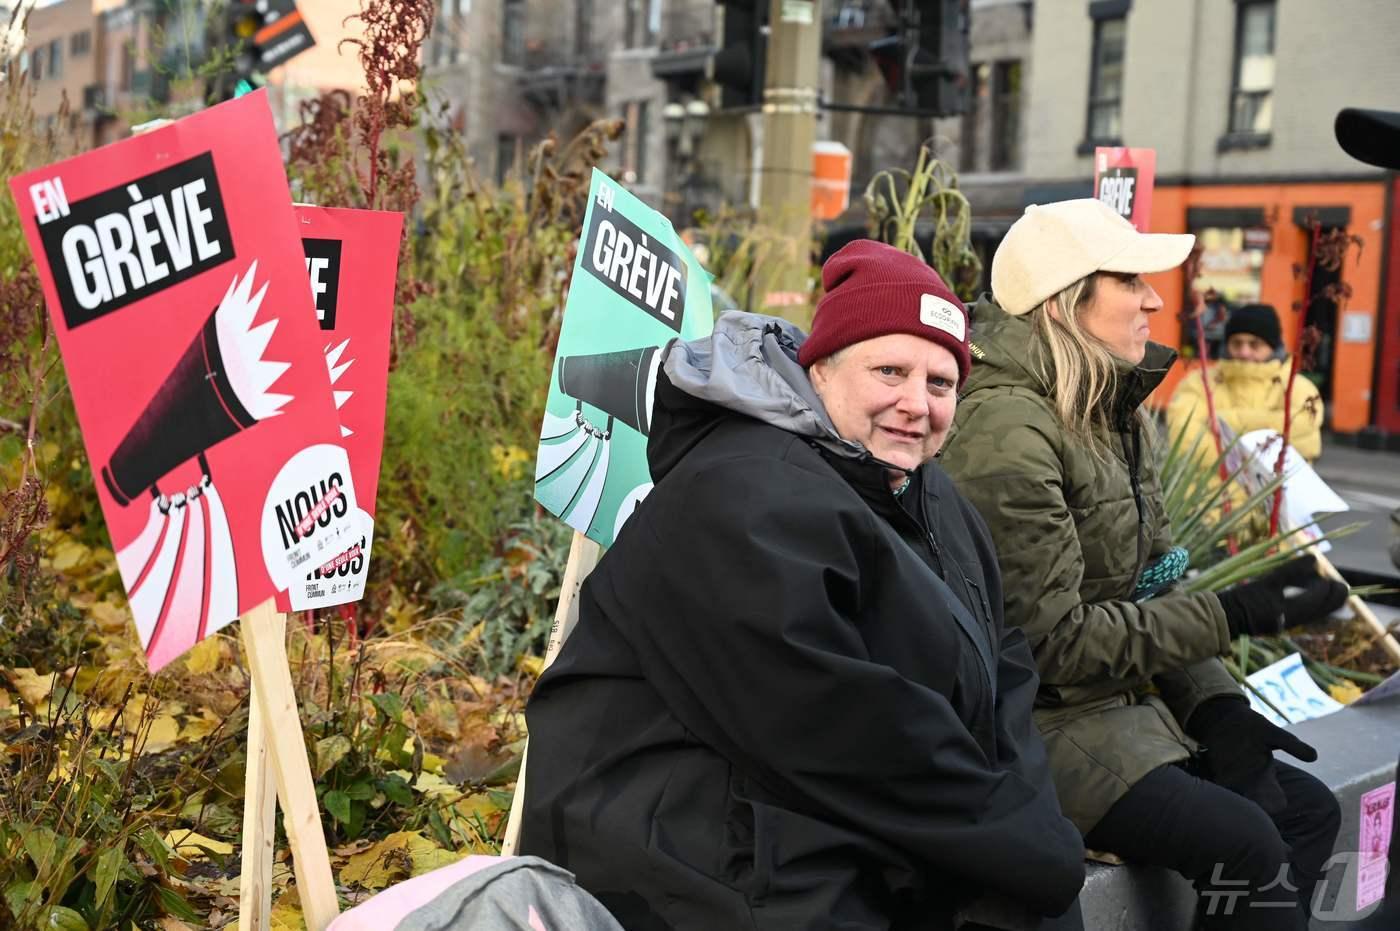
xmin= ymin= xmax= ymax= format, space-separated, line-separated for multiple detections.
xmin=939 ymin=297 xmax=1243 ymax=835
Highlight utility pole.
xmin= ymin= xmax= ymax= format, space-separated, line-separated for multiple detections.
xmin=757 ymin=0 xmax=821 ymax=325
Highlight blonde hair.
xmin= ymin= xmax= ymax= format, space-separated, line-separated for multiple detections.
xmin=1027 ymin=274 xmax=1128 ymax=444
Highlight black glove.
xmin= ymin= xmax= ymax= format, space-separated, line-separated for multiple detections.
xmin=1187 ymin=697 xmax=1318 ymax=815
xmin=1215 ymin=554 xmax=1349 ymax=637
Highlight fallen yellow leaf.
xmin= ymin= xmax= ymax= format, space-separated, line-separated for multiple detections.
xmin=339 ymin=832 xmax=415 ymax=889
xmin=90 ymin=600 xmax=132 ymax=635
xmin=5 ymin=668 xmax=57 ymax=709
xmin=184 ymin=637 xmax=228 ymax=675
xmin=268 ymin=898 xmax=307 ymax=931
xmin=411 ymin=843 xmax=464 ymax=877
xmin=178 ymin=709 xmax=222 ymax=743
xmin=49 ymin=540 xmax=91 ymax=573
xmin=164 ymin=829 xmax=235 ymax=859
xmin=400 ymin=770 xmax=461 ymax=800
xmin=364 ymin=641 xmax=440 ymax=675
xmin=1330 ymin=680 xmax=1364 ymax=705
xmin=138 ymin=714 xmax=182 ymax=753
xmin=517 ymin=654 xmax=544 ymax=678
xmin=338 ymin=831 xmax=461 ymax=888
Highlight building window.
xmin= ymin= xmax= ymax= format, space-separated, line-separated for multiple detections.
xmin=960 ymin=62 xmax=989 ymax=173
xmin=30 ymin=46 xmax=44 ymax=80
xmin=625 ymin=0 xmax=658 ymax=48
xmin=1185 ymin=226 xmax=1267 ymax=359
xmin=991 ymin=60 xmax=1022 ymax=172
xmin=1085 ymin=16 xmax=1125 ymax=142
xmin=1229 ymin=0 xmax=1275 ymax=135
xmin=71 ymin=30 xmax=91 ymax=57
xmin=575 ymin=0 xmax=593 ymax=57
xmin=446 ymin=0 xmax=462 ymax=65
xmin=47 ymin=38 xmax=62 ymax=80
xmin=120 ymin=42 xmax=134 ymax=91
xmin=502 ymin=0 xmax=525 ymax=65
xmin=623 ymin=100 xmax=650 ymax=184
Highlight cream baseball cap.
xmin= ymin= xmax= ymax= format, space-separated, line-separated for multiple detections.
xmin=991 ymin=198 xmax=1197 ymax=316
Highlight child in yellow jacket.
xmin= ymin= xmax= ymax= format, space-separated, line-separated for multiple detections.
xmin=1168 ymin=303 xmax=1325 ymax=462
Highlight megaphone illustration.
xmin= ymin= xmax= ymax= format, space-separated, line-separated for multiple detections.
xmin=557 ymin=345 xmax=662 ymax=436
xmin=535 ymin=345 xmax=664 ymax=531
xmin=104 ymin=261 xmax=291 ymax=670
xmin=101 ymin=261 xmax=292 ymax=506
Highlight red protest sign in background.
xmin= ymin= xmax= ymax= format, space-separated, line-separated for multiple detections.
xmin=8 ymin=91 xmax=359 ymax=671
xmin=276 ymin=205 xmax=401 ymax=611
xmin=1094 ymin=146 xmax=1156 ymax=231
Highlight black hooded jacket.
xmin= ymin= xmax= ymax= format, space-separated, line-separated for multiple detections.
xmin=520 ymin=313 xmax=1085 ymax=930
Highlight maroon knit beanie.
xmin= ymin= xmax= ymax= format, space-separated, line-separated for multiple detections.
xmin=797 ymin=239 xmax=971 ymax=385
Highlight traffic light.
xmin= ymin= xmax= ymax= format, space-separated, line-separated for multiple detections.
xmin=210 ymin=0 xmax=315 ymax=101
xmin=870 ymin=0 xmax=970 ymax=117
xmin=711 ymin=0 xmax=767 ymax=110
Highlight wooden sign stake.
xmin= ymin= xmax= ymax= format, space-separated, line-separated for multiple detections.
xmin=1284 ymin=513 xmax=1400 ymax=665
xmin=239 ymin=614 xmax=281 ymax=931
xmin=1313 ymin=547 xmax=1400 ymax=666
xmin=501 ymin=531 xmax=602 ymax=856
xmin=238 ymin=600 xmax=341 ymax=930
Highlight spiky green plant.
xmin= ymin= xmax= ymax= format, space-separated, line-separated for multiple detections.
xmin=1156 ymin=418 xmax=1382 ymax=697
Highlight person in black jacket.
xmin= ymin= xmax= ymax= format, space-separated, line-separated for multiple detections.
xmin=520 ymin=240 xmax=1086 ymax=930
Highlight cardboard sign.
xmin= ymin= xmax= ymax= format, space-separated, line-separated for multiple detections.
xmin=274 ymin=205 xmax=401 ymax=611
xmin=1244 ymin=652 xmax=1345 ymax=726
xmin=256 ymin=205 xmax=402 ymax=611
xmin=1359 ymin=782 xmax=1396 ymax=910
xmin=8 ymin=91 xmax=359 ymax=670
xmin=1094 ymin=147 xmax=1156 ymax=232
xmin=534 ymin=170 xmax=714 ymax=547
xmin=1231 ymin=428 xmax=1350 ymax=552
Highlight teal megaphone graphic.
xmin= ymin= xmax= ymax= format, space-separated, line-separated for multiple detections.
xmin=535 ymin=345 xmax=662 ymax=531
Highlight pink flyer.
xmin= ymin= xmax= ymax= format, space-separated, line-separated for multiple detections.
xmin=1358 ymin=781 xmax=1395 ymax=910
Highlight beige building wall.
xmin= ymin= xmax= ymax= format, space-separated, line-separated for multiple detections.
xmin=421 ymin=0 xmax=519 ymax=179
xmin=1026 ymin=0 xmax=1400 ymax=183
xmin=16 ymin=0 xmax=101 ymax=138
xmin=270 ymin=0 xmax=378 ymax=95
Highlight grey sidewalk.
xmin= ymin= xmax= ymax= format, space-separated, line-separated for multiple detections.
xmin=1312 ymin=442 xmax=1400 ymax=587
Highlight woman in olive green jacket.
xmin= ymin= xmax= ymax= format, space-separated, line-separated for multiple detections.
xmin=940 ymin=199 xmax=1346 ymax=930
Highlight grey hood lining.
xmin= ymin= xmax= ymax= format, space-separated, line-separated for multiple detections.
xmin=663 ymin=311 xmax=868 ymax=460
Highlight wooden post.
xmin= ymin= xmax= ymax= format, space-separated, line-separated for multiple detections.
xmin=500 ymin=531 xmax=602 ymax=856
xmin=1311 ymin=547 xmax=1400 ymax=666
xmin=1280 ymin=507 xmax=1400 ymax=666
xmin=239 ymin=619 xmax=281 ymax=931
xmin=239 ymin=600 xmax=341 ymax=929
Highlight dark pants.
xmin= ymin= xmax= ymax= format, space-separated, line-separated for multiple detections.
xmin=1085 ymin=761 xmax=1341 ymax=930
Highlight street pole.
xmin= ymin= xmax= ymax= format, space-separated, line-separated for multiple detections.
xmin=757 ymin=0 xmax=821 ymax=325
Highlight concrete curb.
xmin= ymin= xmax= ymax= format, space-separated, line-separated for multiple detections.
xmin=960 ymin=697 xmax=1400 ymax=930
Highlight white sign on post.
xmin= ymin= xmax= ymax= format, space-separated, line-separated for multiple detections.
xmin=1233 ymin=429 xmax=1350 ymax=552
xmin=1244 ymin=652 xmax=1345 ymax=726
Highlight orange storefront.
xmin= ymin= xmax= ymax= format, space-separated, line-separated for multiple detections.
xmin=1141 ymin=178 xmax=1393 ymax=436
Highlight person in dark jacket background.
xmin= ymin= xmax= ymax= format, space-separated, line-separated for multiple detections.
xmin=520 ymin=240 xmax=1085 ymax=930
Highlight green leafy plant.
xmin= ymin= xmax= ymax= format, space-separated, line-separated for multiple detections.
xmin=367 ymin=119 xmax=620 ymax=611
xmin=432 ymin=501 xmax=573 ymax=678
